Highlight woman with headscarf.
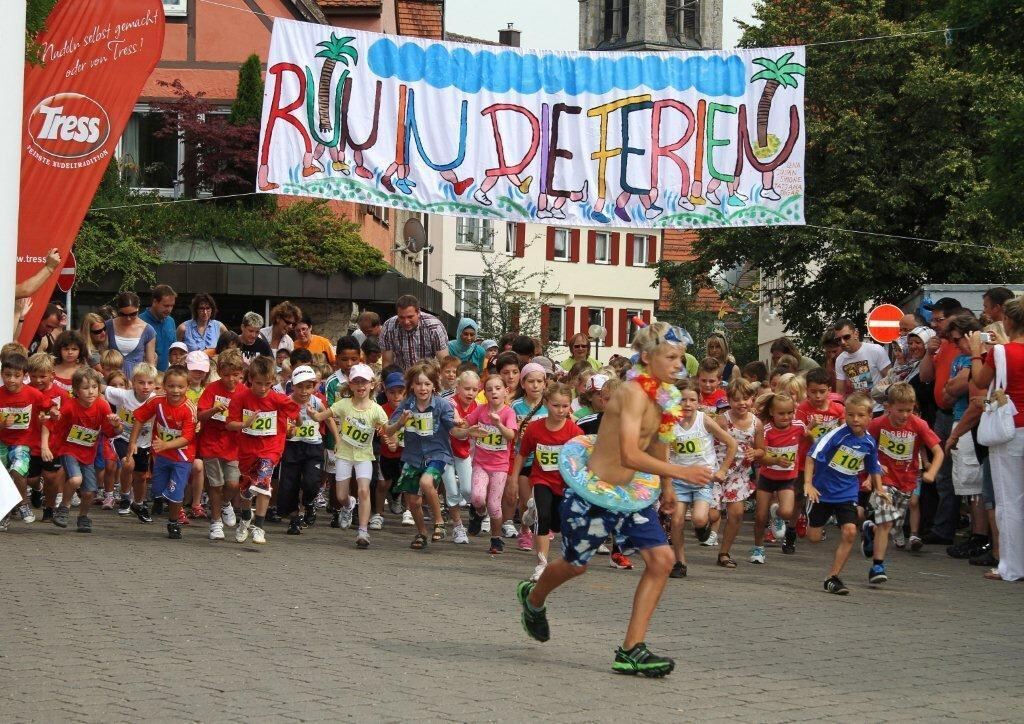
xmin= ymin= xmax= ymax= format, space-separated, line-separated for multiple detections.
xmin=447 ymin=318 xmax=486 ymax=370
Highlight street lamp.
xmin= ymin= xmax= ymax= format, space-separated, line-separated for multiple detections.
xmin=588 ymin=323 xmax=606 ymax=364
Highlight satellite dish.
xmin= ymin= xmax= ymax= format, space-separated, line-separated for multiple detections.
xmin=588 ymin=324 xmax=606 ymax=340
xmin=403 ymin=218 xmax=427 ymax=254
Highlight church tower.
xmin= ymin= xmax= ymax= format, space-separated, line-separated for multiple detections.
xmin=578 ymin=0 xmax=724 ymax=51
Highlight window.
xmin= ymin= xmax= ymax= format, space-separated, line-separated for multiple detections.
xmin=603 ymin=0 xmax=630 ymax=42
xmin=119 ymin=109 xmax=182 ymax=196
xmin=163 ymin=0 xmax=187 ymax=17
xmin=587 ymin=308 xmax=604 ymax=331
xmin=666 ymin=0 xmax=700 ymax=44
xmin=455 ymin=276 xmax=485 ymax=323
xmin=553 ymin=228 xmax=571 ymax=261
xmin=505 ymin=223 xmax=518 ymax=256
xmin=626 ymin=309 xmax=642 ymax=344
xmin=456 ymin=217 xmax=493 ymax=249
xmin=547 ymin=306 xmax=565 ymax=344
xmin=366 ymin=205 xmax=389 ymax=226
xmin=632 ymin=235 xmax=651 ymax=266
xmin=594 ymin=231 xmax=611 ymax=264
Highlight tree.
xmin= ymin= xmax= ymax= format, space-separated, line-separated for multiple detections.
xmin=663 ymin=0 xmax=1024 ymax=347
xmin=230 ymin=54 xmax=264 ymax=126
xmin=314 ymin=34 xmax=358 ymax=134
xmin=25 ymin=0 xmax=58 ymax=64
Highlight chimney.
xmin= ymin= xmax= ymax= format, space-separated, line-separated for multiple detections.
xmin=498 ymin=22 xmax=521 ymax=47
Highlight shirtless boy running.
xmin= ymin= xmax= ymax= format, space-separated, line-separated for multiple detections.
xmin=516 ymin=322 xmax=714 ymax=677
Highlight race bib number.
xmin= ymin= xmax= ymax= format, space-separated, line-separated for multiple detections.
xmin=243 ymin=409 xmax=277 ymax=437
xmin=879 ymin=430 xmax=913 ymax=462
xmin=211 ymin=395 xmax=231 ymax=423
xmin=340 ymin=417 xmax=373 ymax=448
xmin=535 ymin=444 xmax=562 ymax=472
xmin=1 ymin=405 xmax=31 ymax=431
xmin=395 ymin=426 xmax=405 ymax=447
xmin=476 ymin=425 xmax=506 ymax=452
xmin=672 ymin=437 xmax=705 ymax=457
xmin=291 ymin=420 xmax=319 ymax=441
xmin=157 ymin=425 xmax=182 ymax=443
xmin=808 ymin=417 xmax=839 ymax=441
xmin=767 ymin=444 xmax=798 ymax=471
xmin=406 ymin=411 xmax=434 ymax=437
xmin=67 ymin=424 xmax=100 ymax=447
xmin=828 ymin=445 xmax=866 ymax=474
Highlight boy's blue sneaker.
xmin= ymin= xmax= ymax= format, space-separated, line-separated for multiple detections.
xmin=861 ymin=520 xmax=875 ymax=558
xmin=869 ymin=563 xmax=888 ymax=584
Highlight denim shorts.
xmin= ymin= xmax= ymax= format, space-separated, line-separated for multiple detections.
xmin=151 ymin=457 xmax=191 ymax=504
xmin=671 ymin=479 xmax=715 ymax=505
xmin=61 ymin=455 xmax=98 ymax=493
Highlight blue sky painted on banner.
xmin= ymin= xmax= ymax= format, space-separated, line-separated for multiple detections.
xmin=367 ymin=39 xmax=747 ymax=96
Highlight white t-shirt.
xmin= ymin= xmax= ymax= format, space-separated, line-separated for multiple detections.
xmin=835 ymin=342 xmax=891 ymax=410
xmin=260 ymin=326 xmax=294 ymax=354
xmin=104 ymin=387 xmax=155 ymax=446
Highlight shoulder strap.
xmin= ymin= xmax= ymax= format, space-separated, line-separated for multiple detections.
xmin=993 ymin=345 xmax=1007 ymax=392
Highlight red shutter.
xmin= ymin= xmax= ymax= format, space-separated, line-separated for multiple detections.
xmin=515 ymin=222 xmax=526 ymax=257
xmin=565 ymin=306 xmax=575 ymax=343
xmin=545 ymin=227 xmax=555 ymax=260
xmin=618 ymin=309 xmax=628 ymax=347
xmin=642 ymin=310 xmax=651 ymax=324
xmin=604 ymin=307 xmax=614 ymax=346
xmin=610 ymin=232 xmax=620 ymax=265
xmin=570 ymin=229 xmax=581 ymax=263
xmin=649 ymin=234 xmax=658 ymax=263
xmin=540 ymin=304 xmax=550 ymax=345
xmin=587 ymin=230 xmax=596 ymax=264
xmin=578 ymin=306 xmax=590 ymax=336
xmin=625 ymin=233 xmax=634 ymax=266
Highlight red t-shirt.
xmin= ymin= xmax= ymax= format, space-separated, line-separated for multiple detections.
xmin=760 ymin=420 xmax=806 ymax=481
xmin=518 ymin=418 xmax=582 ymax=496
xmin=450 ymin=397 xmax=477 ymax=459
xmin=932 ymin=341 xmax=959 ymax=411
xmin=796 ymin=399 xmax=846 ymax=471
xmin=985 ymin=342 xmax=1024 ymax=428
xmin=197 ymin=379 xmax=248 ymax=460
xmin=0 ymin=385 xmax=52 ymax=448
xmin=700 ymin=388 xmax=729 ymax=415
xmin=867 ymin=414 xmax=939 ymax=493
xmin=380 ymin=401 xmax=404 ymax=459
xmin=50 ymin=397 xmax=118 ymax=463
xmin=133 ymin=396 xmax=198 ymax=463
xmin=228 ymin=388 xmax=299 ymax=464
xmin=32 ymin=384 xmax=70 ymax=455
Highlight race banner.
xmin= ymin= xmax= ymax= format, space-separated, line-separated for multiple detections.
xmin=18 ymin=0 xmax=164 ymax=346
xmin=258 ymin=20 xmax=805 ymax=230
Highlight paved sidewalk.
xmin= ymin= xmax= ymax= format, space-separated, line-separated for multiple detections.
xmin=1 ymin=511 xmax=1022 ymax=722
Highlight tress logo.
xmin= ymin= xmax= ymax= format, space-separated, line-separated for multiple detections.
xmin=29 ymin=93 xmax=110 ymax=160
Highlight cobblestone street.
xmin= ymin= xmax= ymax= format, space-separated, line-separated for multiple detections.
xmin=2 ymin=510 xmax=1022 ymax=722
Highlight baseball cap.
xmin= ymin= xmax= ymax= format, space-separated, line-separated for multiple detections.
xmin=169 ymin=341 xmax=188 ymax=353
xmin=587 ymin=373 xmax=610 ymax=391
xmin=185 ymin=351 xmax=210 ymax=373
xmin=291 ymin=365 xmax=316 ymax=385
xmin=482 ymin=339 xmax=498 ymax=351
xmin=348 ymin=363 xmax=375 ymax=382
xmin=384 ymin=371 xmax=405 ymax=389
xmin=923 ymin=297 xmax=962 ymax=314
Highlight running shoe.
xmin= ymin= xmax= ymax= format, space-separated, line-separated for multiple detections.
xmin=388 ymin=497 xmax=403 ymax=515
xmin=101 ymin=492 xmax=115 ymax=510
xmin=530 ymin=562 xmax=546 ymax=582
xmin=19 ymin=504 xmax=35 ymax=524
xmin=41 ymin=507 xmax=53 ymax=523
xmin=518 ymin=529 xmax=534 ymax=551
xmin=221 ymin=504 xmax=237 ymax=528
xmin=117 ymin=496 xmax=132 ymax=516
xmin=481 ymin=515 xmax=491 ymax=534
xmin=71 ymin=493 xmax=81 ymax=508
xmin=781 ymin=526 xmax=797 ymax=555
xmin=287 ymin=520 xmax=302 ymax=535
xmin=167 ymin=522 xmax=182 ymax=540
xmin=355 ymin=530 xmax=370 ymax=549
xmin=303 ymin=508 xmax=317 ymax=527
xmin=30 ymin=487 xmax=43 ymax=509
xmin=516 ymin=580 xmax=550 ymax=642
xmin=869 ymin=563 xmax=888 ymax=584
xmin=769 ymin=503 xmax=787 ymax=541
xmin=190 ymin=504 xmax=207 ymax=520
xmin=892 ymin=526 xmax=906 ymax=549
xmin=131 ymin=502 xmax=153 ymax=524
xmin=209 ymin=521 xmax=225 ymax=541
xmin=401 ymin=510 xmax=415 ymax=526
xmin=597 ymin=542 xmax=611 ymax=555
xmin=795 ymin=513 xmax=808 ymax=538
xmin=452 ymin=524 xmax=469 ymax=544
xmin=861 ymin=520 xmax=875 ymax=558
xmin=266 ymin=507 xmax=281 ymax=523
xmin=338 ymin=507 xmax=353 ymax=530
xmin=699 ymin=530 xmax=719 ymax=547
xmin=750 ymin=545 xmax=766 ymax=564
xmin=521 ymin=498 xmax=538 ymax=529
xmin=610 ymin=552 xmax=634 ymax=570
xmin=467 ymin=507 xmax=483 ymax=536
xmin=53 ymin=505 xmax=70 ymax=528
xmin=501 ymin=521 xmax=519 ymax=539
xmin=369 ymin=514 xmax=384 ymax=531
xmin=177 ymin=508 xmax=190 ymax=526
xmin=613 ymin=643 xmax=675 ymax=678
xmin=251 ymin=526 xmax=266 ymax=544
xmin=824 ymin=575 xmax=849 ymax=595
xmin=764 ymin=528 xmax=777 ymax=545
xmin=330 ymin=510 xmax=340 ymax=528
xmin=489 ymin=537 xmax=505 ymax=554
xmin=235 ymin=518 xmax=251 ymax=543
xmin=669 ymin=561 xmax=687 ymax=578
xmin=314 ymin=490 xmax=328 ymax=509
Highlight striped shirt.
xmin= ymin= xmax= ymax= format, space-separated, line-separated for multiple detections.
xmin=379 ymin=311 xmax=448 ymax=371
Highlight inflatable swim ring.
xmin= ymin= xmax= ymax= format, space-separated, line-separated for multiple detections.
xmin=560 ymin=435 xmax=661 ymax=513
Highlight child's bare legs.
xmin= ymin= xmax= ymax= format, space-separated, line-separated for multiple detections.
xmin=753 ymin=490 xmax=772 ymax=546
xmin=406 ymin=491 xmax=426 ymax=536
xmin=517 ymin=474 xmax=532 ymax=534
xmin=691 ymin=500 xmax=710 ymax=535
xmin=670 ymin=502 xmax=689 ymax=565
xmin=720 ymin=501 xmax=746 ymax=557
xmin=909 ymin=493 xmax=921 ymax=537
xmin=355 ymin=478 xmax=371 ymax=530
xmin=421 ymin=473 xmax=443 ymax=529
xmin=809 ymin=522 xmax=857 ymax=577
xmin=776 ymin=489 xmax=795 ymax=522
xmin=501 ymin=474 xmax=517 ymax=532
xmin=374 ymin=476 xmax=390 ymax=516
xmin=874 ymin=520 xmax=892 ymax=561
xmin=189 ymin=459 xmax=204 ymax=511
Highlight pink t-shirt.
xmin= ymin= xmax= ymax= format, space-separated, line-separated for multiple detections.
xmin=466 ymin=404 xmax=518 ymax=471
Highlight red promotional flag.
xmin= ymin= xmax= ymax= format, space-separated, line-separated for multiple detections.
xmin=17 ymin=0 xmax=164 ymax=346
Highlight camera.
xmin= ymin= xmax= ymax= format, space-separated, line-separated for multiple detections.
xmin=979 ymin=332 xmax=993 ymax=344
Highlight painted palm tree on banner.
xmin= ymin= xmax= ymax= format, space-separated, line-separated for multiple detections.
xmin=315 ymin=34 xmax=358 ymax=135
xmin=750 ymin=52 xmax=805 ymax=201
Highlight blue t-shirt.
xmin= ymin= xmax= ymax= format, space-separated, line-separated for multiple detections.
xmin=389 ymin=395 xmax=456 ymax=467
xmin=949 ymin=354 xmax=971 ymax=421
xmin=808 ymin=424 xmax=882 ymax=503
xmin=140 ymin=309 xmax=177 ymax=371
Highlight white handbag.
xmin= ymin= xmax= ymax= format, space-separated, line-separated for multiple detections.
xmin=977 ymin=345 xmax=1018 ymax=447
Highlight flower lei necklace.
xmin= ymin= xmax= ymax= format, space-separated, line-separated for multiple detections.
xmin=628 ymin=365 xmax=684 ymax=443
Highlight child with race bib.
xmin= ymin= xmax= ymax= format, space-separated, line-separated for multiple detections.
xmin=715 ymin=378 xmax=763 ymax=569
xmin=506 ymin=362 xmax=548 ymax=548
xmin=443 ymin=369 xmax=479 ymax=544
xmin=512 ymin=382 xmax=582 ymax=581
xmin=105 ymin=362 xmax=157 ymax=523
xmin=667 ymin=379 xmax=736 ymax=578
xmin=750 ymin=392 xmax=805 ymax=564
xmin=0 ymin=353 xmax=54 ymax=529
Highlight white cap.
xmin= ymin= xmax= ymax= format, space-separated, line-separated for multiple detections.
xmin=291 ymin=365 xmax=316 ymax=385
xmin=169 ymin=341 xmax=188 ymax=353
xmin=348 ymin=363 xmax=375 ymax=382
xmin=587 ymin=373 xmax=610 ymax=391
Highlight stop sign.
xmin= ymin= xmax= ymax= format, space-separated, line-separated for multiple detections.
xmin=56 ymin=251 xmax=76 ymax=293
xmin=866 ymin=303 xmax=903 ymax=344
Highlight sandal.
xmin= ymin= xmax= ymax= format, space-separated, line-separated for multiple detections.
xmin=983 ymin=568 xmax=1003 ymax=581
xmin=410 ymin=533 xmax=428 ymax=550
xmin=717 ymin=553 xmax=737 ymax=569
xmin=432 ymin=524 xmax=446 ymax=542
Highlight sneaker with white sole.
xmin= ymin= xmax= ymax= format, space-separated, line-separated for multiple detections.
xmin=209 ymin=521 xmax=225 ymax=541
xmin=369 ymin=513 xmax=384 ymax=531
xmin=251 ymin=526 xmax=266 ymax=544
xmin=502 ymin=521 xmax=519 ymax=538
xmin=221 ymin=504 xmax=237 ymax=528
xmin=19 ymin=504 xmax=36 ymax=524
xmin=750 ymin=545 xmax=766 ymax=564
xmin=101 ymin=492 xmax=115 ymax=510
xmin=453 ymin=524 xmax=469 ymax=544
xmin=338 ymin=507 xmax=353 ymax=529
xmin=769 ymin=503 xmax=787 ymax=541
xmin=388 ymin=497 xmax=403 ymax=515
xmin=314 ymin=490 xmax=328 ymax=509
xmin=235 ymin=518 xmax=251 ymax=543
xmin=699 ymin=530 xmax=719 ymax=547
xmin=530 ymin=562 xmax=547 ymax=582
xmin=71 ymin=493 xmax=81 ymax=508
xmin=597 ymin=542 xmax=611 ymax=555
xmin=521 ymin=498 xmax=538 ymax=529
xmin=401 ymin=510 xmax=415 ymax=526
xmin=481 ymin=515 xmax=491 ymax=534
xmin=892 ymin=527 xmax=906 ymax=549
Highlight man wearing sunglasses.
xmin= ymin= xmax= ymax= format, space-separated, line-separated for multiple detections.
xmin=832 ymin=317 xmax=891 ymax=414
xmin=140 ymin=284 xmax=178 ymax=371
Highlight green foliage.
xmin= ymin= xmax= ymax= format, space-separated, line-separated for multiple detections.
xmin=25 ymin=0 xmax=59 ymax=64
xmin=667 ymin=0 xmax=1024 ymax=348
xmin=272 ymin=201 xmax=388 ymax=276
xmin=231 ymin=54 xmax=264 ymax=126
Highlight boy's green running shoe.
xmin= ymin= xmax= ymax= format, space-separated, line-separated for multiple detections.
xmin=613 ymin=643 xmax=675 ymax=678
xmin=516 ymin=580 xmax=550 ymax=642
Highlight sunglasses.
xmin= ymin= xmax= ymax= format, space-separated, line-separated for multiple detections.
xmin=118 ymin=310 xmax=138 ymax=318
xmin=572 ymin=344 xmax=588 ymax=349
xmin=90 ymin=327 xmax=106 ymax=335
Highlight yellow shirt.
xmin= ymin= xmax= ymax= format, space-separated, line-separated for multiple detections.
xmin=330 ymin=397 xmax=387 ymax=462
